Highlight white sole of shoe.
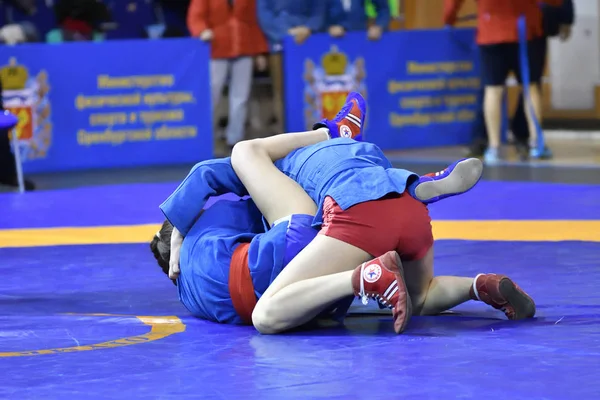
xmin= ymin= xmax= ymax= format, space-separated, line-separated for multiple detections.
xmin=415 ymin=158 xmax=483 ymax=202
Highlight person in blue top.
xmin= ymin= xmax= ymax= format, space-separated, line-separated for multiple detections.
xmin=327 ymin=0 xmax=390 ymax=41
xmin=256 ymin=0 xmax=328 ymax=133
xmin=257 ymin=0 xmax=326 ymax=50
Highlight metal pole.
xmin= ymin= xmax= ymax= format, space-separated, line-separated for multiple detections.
xmin=10 ymin=127 xmax=24 ymax=193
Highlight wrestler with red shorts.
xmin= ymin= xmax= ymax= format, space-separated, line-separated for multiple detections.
xmin=157 ymin=113 xmax=486 ymax=328
xmin=321 ymin=192 xmax=433 ymax=268
xmin=228 ymin=92 xmax=536 ymax=334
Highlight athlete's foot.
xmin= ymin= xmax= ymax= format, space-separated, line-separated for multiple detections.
xmin=412 ymin=158 xmax=483 ymax=204
xmin=313 ymin=92 xmax=366 ymax=141
xmin=351 ymin=251 xmax=412 ymax=333
xmin=470 ymin=273 xmax=536 ymax=320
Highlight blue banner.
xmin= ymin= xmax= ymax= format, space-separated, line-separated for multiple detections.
xmin=284 ymin=29 xmax=481 ymax=150
xmin=0 ymin=39 xmax=212 ymax=173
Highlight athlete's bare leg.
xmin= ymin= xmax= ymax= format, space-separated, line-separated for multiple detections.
xmin=231 ymin=128 xmax=330 ymax=225
xmin=403 ymin=246 xmax=535 ymax=319
xmin=402 ymin=248 xmax=473 ymax=315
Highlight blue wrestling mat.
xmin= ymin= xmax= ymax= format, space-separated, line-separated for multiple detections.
xmin=1 ymin=180 xmax=599 ymax=399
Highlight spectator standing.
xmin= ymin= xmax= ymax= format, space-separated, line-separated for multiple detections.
xmin=444 ymin=0 xmax=563 ymax=164
xmin=0 ymin=77 xmax=36 ymax=190
xmin=327 ymin=0 xmax=390 ymax=40
xmin=0 ymin=0 xmax=36 ymax=190
xmin=188 ymin=0 xmax=268 ymax=150
xmin=511 ymin=0 xmax=574 ymax=160
xmin=257 ymin=0 xmax=327 ymax=133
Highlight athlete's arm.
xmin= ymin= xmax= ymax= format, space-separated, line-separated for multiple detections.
xmin=161 ymin=157 xmax=243 ymax=280
xmin=160 ymin=158 xmax=248 ymax=237
xmin=168 ymin=226 xmax=184 ymax=279
xmin=230 ymin=128 xmax=330 ymax=225
xmin=232 ymin=128 xmax=330 ymax=165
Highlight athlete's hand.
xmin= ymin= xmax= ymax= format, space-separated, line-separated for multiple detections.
xmin=169 ymin=227 xmax=183 ymax=280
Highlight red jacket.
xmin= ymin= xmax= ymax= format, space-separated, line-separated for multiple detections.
xmin=444 ymin=0 xmax=563 ymax=45
xmin=187 ymin=0 xmax=268 ymax=59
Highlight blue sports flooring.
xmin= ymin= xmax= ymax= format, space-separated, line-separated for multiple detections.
xmin=0 ymin=179 xmax=599 ymax=399
xmin=1 ymin=180 xmax=599 ymax=229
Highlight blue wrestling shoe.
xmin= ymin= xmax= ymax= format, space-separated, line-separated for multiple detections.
xmin=313 ymin=92 xmax=366 ymax=141
xmin=411 ymin=158 xmax=483 ymax=204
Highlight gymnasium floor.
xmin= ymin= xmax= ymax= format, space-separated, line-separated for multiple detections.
xmin=1 ymin=157 xmax=599 ymax=399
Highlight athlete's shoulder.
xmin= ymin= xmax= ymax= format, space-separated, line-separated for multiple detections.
xmin=276 ymin=138 xmax=389 ymax=174
xmin=294 ymin=138 xmax=384 ymax=155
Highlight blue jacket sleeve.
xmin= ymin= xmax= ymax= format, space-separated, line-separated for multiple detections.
xmin=561 ymin=0 xmax=574 ymax=25
xmin=373 ymin=0 xmax=390 ymax=29
xmin=305 ymin=0 xmax=327 ymax=32
xmin=159 ymin=158 xmax=249 ymax=236
xmin=257 ymin=0 xmax=285 ymax=44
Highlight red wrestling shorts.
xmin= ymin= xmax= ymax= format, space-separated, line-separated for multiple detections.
xmin=319 ymin=192 xmax=433 ymax=261
xmin=228 ymin=243 xmax=256 ymax=324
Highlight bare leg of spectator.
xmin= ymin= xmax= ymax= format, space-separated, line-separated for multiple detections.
xmin=523 ymin=84 xmax=542 ymax=150
xmin=483 ymin=85 xmax=504 ymax=159
xmin=226 ymin=56 xmax=253 ymax=147
xmin=523 ymin=37 xmax=549 ymax=159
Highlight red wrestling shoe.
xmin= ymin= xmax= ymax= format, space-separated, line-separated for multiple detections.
xmin=313 ymin=92 xmax=366 ymax=141
xmin=471 ymin=273 xmax=536 ymax=320
xmin=351 ymin=251 xmax=412 ymax=333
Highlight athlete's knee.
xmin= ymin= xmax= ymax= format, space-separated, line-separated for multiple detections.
xmin=231 ymin=139 xmax=266 ymax=170
xmin=410 ymin=291 xmax=428 ymax=316
xmin=406 ymin=278 xmax=432 ymax=316
xmin=251 ymin=302 xmax=287 ymax=335
xmin=410 ymin=277 xmax=441 ymax=316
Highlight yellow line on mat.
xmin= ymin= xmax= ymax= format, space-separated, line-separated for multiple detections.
xmin=0 ymin=224 xmax=161 ymax=248
xmin=0 ymin=314 xmax=186 ymax=357
xmin=0 ymin=221 xmax=599 ymax=248
xmin=433 ymin=220 xmax=600 ymax=242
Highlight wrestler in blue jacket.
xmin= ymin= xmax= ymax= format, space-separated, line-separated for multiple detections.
xmin=155 ymin=94 xmax=482 ymax=325
xmin=156 ymin=147 xmax=477 ymax=324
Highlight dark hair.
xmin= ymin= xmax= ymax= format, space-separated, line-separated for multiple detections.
xmin=150 ymin=219 xmax=177 ymax=286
